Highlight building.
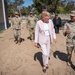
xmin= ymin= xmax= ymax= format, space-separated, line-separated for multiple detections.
xmin=0 ymin=0 xmax=9 ymax=30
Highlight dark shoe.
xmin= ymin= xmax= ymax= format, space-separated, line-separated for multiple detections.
xmin=43 ymin=68 xmax=46 ymax=73
xmin=30 ymin=38 xmax=32 ymax=40
xmin=67 ymin=62 xmax=71 ymax=66
xmin=15 ymin=41 xmax=18 ymax=44
xmin=14 ymin=39 xmax=16 ymax=42
xmin=46 ymin=66 xmax=49 ymax=69
xmin=37 ymin=44 xmax=40 ymax=48
xmin=67 ymin=61 xmax=72 ymax=66
xmin=48 ymin=57 xmax=50 ymax=60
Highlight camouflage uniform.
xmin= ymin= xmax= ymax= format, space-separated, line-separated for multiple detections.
xmin=38 ymin=14 xmax=41 ymax=20
xmin=63 ymin=21 xmax=75 ymax=65
xmin=12 ymin=15 xmax=22 ymax=44
xmin=27 ymin=15 xmax=37 ymax=40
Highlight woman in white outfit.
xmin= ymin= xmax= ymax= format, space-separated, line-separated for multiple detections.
xmin=34 ymin=11 xmax=56 ymax=73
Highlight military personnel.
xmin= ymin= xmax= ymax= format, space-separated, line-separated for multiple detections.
xmin=11 ymin=12 xmax=22 ymax=45
xmin=53 ymin=14 xmax=62 ymax=34
xmin=38 ymin=5 xmax=47 ymax=20
xmin=63 ymin=11 xmax=75 ymax=66
xmin=27 ymin=12 xmax=38 ymax=41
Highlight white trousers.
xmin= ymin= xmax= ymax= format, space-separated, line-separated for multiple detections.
xmin=40 ymin=36 xmax=50 ymax=66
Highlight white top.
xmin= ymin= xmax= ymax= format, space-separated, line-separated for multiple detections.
xmin=44 ymin=23 xmax=50 ymax=36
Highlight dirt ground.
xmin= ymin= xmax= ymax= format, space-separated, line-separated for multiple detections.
xmin=0 ymin=20 xmax=75 ymax=75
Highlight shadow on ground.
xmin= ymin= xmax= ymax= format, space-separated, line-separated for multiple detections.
xmin=27 ymin=36 xmax=31 ymax=40
xmin=71 ymin=63 xmax=75 ymax=71
xmin=20 ymin=38 xmax=25 ymax=43
xmin=53 ymin=50 xmax=75 ymax=71
xmin=53 ymin=50 xmax=68 ymax=62
xmin=34 ymin=52 xmax=43 ymax=67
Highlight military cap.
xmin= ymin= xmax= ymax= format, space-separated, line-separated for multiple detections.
xmin=55 ymin=14 xmax=58 ymax=16
xmin=70 ymin=11 xmax=75 ymax=16
xmin=30 ymin=12 xmax=33 ymax=14
xmin=14 ymin=12 xmax=19 ymax=15
xmin=42 ymin=5 xmax=47 ymax=9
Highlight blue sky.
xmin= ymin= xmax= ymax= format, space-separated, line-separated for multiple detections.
xmin=23 ymin=0 xmax=33 ymax=7
xmin=22 ymin=0 xmax=75 ymax=7
xmin=11 ymin=0 xmax=75 ymax=7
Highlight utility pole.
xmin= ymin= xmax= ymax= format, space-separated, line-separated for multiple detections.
xmin=2 ymin=0 xmax=7 ymax=29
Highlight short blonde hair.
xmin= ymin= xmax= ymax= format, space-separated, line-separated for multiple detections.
xmin=41 ymin=11 xmax=50 ymax=18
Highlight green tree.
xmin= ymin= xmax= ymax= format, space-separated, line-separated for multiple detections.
xmin=13 ymin=0 xmax=24 ymax=6
xmin=57 ymin=6 xmax=65 ymax=13
xmin=32 ymin=0 xmax=69 ymax=14
xmin=65 ymin=1 xmax=75 ymax=13
xmin=21 ymin=6 xmax=32 ymax=16
xmin=7 ymin=0 xmax=24 ymax=16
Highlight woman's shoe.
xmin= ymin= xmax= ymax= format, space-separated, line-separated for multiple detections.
xmin=48 ymin=57 xmax=50 ymax=60
xmin=46 ymin=64 xmax=49 ymax=69
xmin=43 ymin=68 xmax=46 ymax=73
xmin=46 ymin=66 xmax=49 ymax=69
xmin=43 ymin=66 xmax=46 ymax=73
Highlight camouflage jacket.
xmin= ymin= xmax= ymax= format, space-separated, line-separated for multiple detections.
xmin=63 ymin=21 xmax=75 ymax=47
xmin=27 ymin=16 xmax=37 ymax=29
xmin=12 ymin=17 xmax=22 ymax=30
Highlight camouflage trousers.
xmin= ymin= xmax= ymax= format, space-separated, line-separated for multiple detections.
xmin=13 ymin=29 xmax=21 ymax=43
xmin=66 ymin=38 xmax=75 ymax=65
xmin=29 ymin=28 xmax=34 ymax=40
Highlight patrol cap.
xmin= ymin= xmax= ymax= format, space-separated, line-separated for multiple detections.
xmin=30 ymin=12 xmax=33 ymax=14
xmin=70 ymin=11 xmax=75 ymax=16
xmin=55 ymin=14 xmax=58 ymax=16
xmin=42 ymin=5 xmax=47 ymax=9
xmin=14 ymin=12 xmax=19 ymax=15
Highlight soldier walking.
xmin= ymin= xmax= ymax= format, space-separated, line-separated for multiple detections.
xmin=53 ymin=14 xmax=61 ymax=34
xmin=11 ymin=12 xmax=22 ymax=45
xmin=63 ymin=11 xmax=75 ymax=66
xmin=27 ymin=12 xmax=37 ymax=41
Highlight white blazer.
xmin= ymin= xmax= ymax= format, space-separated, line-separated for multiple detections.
xmin=35 ymin=19 xmax=56 ymax=44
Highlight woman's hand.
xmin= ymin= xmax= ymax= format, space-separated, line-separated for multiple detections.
xmin=34 ymin=42 xmax=38 ymax=47
xmin=65 ymin=30 xmax=70 ymax=34
xmin=53 ymin=39 xmax=57 ymax=44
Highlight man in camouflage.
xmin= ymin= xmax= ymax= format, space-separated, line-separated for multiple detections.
xmin=38 ymin=5 xmax=47 ymax=20
xmin=63 ymin=11 xmax=75 ymax=66
xmin=11 ymin=12 xmax=22 ymax=45
xmin=27 ymin=12 xmax=38 ymax=41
